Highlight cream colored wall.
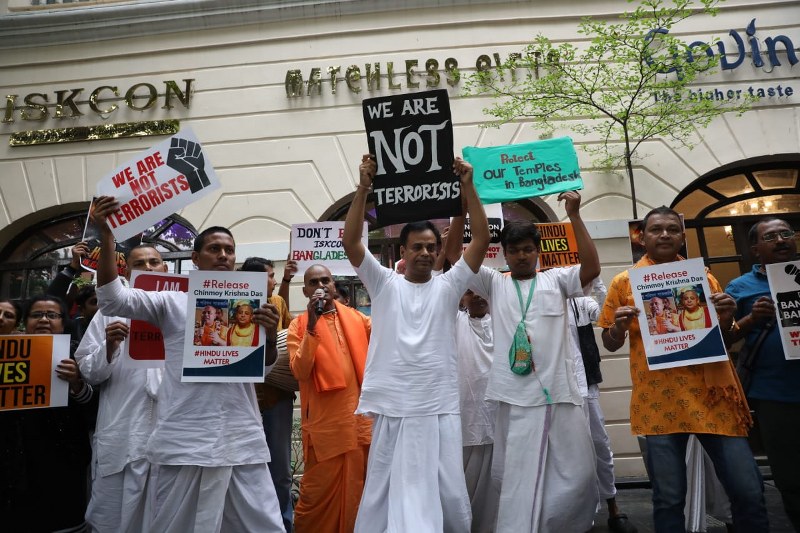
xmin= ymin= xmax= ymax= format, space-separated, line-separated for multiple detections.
xmin=1 ymin=0 xmax=798 ymax=477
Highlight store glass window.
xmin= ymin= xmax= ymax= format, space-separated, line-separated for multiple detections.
xmin=0 ymin=211 xmax=196 ymax=300
xmin=672 ymin=156 xmax=800 ymax=288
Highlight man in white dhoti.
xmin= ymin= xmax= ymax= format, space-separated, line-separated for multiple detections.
xmin=76 ymin=244 xmax=167 ymax=533
xmin=568 ymin=279 xmax=638 ymax=533
xmin=91 ymin=196 xmax=285 ymax=533
xmin=342 ymin=155 xmax=489 ymax=532
xmin=455 ymin=290 xmax=499 ymax=533
xmin=465 ymin=192 xmax=601 ymax=533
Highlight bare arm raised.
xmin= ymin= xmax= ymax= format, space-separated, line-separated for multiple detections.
xmin=559 ymin=191 xmax=600 ymax=287
xmin=342 ymin=154 xmax=375 ymax=269
xmin=455 ymin=158 xmax=489 ymax=273
xmin=92 ymin=196 xmax=121 ymax=288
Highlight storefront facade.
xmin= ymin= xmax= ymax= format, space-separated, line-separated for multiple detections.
xmin=1 ymin=0 xmax=797 ymax=476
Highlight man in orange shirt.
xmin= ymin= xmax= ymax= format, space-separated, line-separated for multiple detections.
xmin=599 ymin=206 xmax=767 ymax=532
xmin=287 ymin=264 xmax=372 ymax=532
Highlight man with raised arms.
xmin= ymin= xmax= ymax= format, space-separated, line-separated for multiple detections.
xmin=76 ymin=243 xmax=167 ymax=532
xmin=457 ymin=191 xmax=601 ymax=532
xmin=343 ymin=154 xmax=489 ymax=532
xmin=91 ymin=195 xmax=285 ymax=533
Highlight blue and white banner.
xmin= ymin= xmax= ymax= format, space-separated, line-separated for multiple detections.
xmin=182 ymin=271 xmax=267 ymax=382
xmin=630 ymin=258 xmax=728 ymax=370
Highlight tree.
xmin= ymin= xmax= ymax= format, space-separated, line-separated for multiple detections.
xmin=465 ymin=0 xmax=755 ymax=218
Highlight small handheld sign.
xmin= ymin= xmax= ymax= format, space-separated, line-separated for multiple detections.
xmin=463 ymin=137 xmax=583 ymax=204
xmin=290 ymin=221 xmax=367 ymax=276
xmin=766 ymin=260 xmax=800 ymax=360
xmin=0 ymin=335 xmax=69 ymax=411
xmin=124 ymin=271 xmax=189 ymax=368
xmin=96 ymin=128 xmax=220 ymax=242
xmin=630 ymin=258 xmax=728 ymax=370
xmin=454 ymin=203 xmax=505 ymax=269
xmin=363 ymin=89 xmax=459 ymax=225
xmin=182 ymin=271 xmax=268 ymax=383
xmin=537 ymin=223 xmax=580 ymax=269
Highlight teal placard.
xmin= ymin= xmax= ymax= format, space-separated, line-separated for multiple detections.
xmin=462 ymin=136 xmax=583 ymax=204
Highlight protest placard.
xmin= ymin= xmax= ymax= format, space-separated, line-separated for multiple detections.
xmin=182 ymin=270 xmax=268 ymax=382
xmin=462 ymin=137 xmax=583 ymax=205
xmin=79 ymin=199 xmax=142 ymax=276
xmin=290 ymin=221 xmax=367 ymax=276
xmin=123 ymin=271 xmax=189 ymax=368
xmin=96 ymin=128 xmax=220 ymax=242
xmin=537 ymin=222 xmax=580 ymax=269
xmin=0 ymin=334 xmax=69 ymax=411
xmin=455 ymin=203 xmax=505 ymax=270
xmin=363 ymin=89 xmax=459 ymax=225
xmin=766 ymin=260 xmax=800 ymax=360
xmin=630 ymin=257 xmax=728 ymax=370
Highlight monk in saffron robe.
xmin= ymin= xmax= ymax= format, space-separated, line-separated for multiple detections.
xmin=287 ymin=264 xmax=372 ymax=533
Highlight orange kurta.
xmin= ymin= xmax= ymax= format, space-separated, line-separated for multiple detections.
xmin=599 ymin=255 xmax=751 ymax=437
xmin=287 ymin=305 xmax=372 ymax=533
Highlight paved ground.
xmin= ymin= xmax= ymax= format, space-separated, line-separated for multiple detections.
xmin=590 ymin=480 xmax=793 ymax=532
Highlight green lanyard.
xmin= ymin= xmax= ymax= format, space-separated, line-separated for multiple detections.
xmin=513 ymin=277 xmax=536 ymax=321
xmin=509 ymin=277 xmax=552 ymax=404
xmin=509 ymin=278 xmax=535 ymax=375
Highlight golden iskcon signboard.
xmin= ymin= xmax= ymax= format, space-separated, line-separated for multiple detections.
xmin=3 ymin=79 xmax=193 ymax=146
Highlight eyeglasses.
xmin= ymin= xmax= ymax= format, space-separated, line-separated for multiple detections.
xmin=762 ymin=230 xmax=796 ymax=242
xmin=28 ymin=311 xmax=64 ymax=321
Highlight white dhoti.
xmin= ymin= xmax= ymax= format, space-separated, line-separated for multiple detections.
xmin=584 ymin=395 xmax=617 ymax=500
xmin=355 ymin=413 xmax=472 ymax=533
xmin=86 ymin=458 xmax=152 ymax=533
xmin=149 ymin=463 xmax=284 ymax=533
xmin=463 ymin=444 xmax=498 ymax=533
xmin=493 ymin=402 xmax=597 ymax=533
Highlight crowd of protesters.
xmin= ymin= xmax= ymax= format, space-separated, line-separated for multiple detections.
xmin=0 ymin=156 xmax=797 ymax=533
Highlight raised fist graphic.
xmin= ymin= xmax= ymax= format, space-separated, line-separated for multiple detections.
xmin=167 ymin=137 xmax=211 ymax=193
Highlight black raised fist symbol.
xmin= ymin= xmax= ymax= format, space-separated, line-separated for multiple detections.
xmin=167 ymin=137 xmax=211 ymax=193
xmin=786 ymin=264 xmax=800 ymax=286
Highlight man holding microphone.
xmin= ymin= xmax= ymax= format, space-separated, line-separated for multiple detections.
xmin=287 ymin=264 xmax=372 ymax=532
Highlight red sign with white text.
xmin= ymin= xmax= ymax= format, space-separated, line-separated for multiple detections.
xmin=124 ymin=271 xmax=189 ymax=367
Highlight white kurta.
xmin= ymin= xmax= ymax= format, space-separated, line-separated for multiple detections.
xmin=470 ymin=265 xmax=586 ymax=407
xmin=455 ymin=311 xmax=499 ymax=533
xmin=567 ymin=279 xmax=618 ymax=502
xmin=355 ymin=253 xmax=476 ymax=417
xmin=455 ymin=311 xmax=496 ymax=447
xmin=97 ymin=278 xmax=272 ymax=467
xmin=353 ymin=253 xmax=476 ymax=532
xmin=96 ymin=278 xmax=283 ymax=533
xmin=75 ymin=310 xmax=161 ymax=533
xmin=76 ymin=310 xmax=161 ymax=478
xmin=470 ymin=266 xmax=596 ymax=533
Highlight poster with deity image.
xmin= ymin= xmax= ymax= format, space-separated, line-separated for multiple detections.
xmin=630 ymin=258 xmax=728 ymax=370
xmin=182 ymin=270 xmax=268 ymax=382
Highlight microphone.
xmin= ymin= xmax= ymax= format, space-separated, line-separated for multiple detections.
xmin=314 ymin=288 xmax=326 ymax=315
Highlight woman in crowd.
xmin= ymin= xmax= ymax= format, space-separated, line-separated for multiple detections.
xmin=227 ymin=299 xmax=260 ymax=346
xmin=0 ymin=295 xmax=94 ymax=533
xmin=0 ymin=298 xmax=21 ymax=334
